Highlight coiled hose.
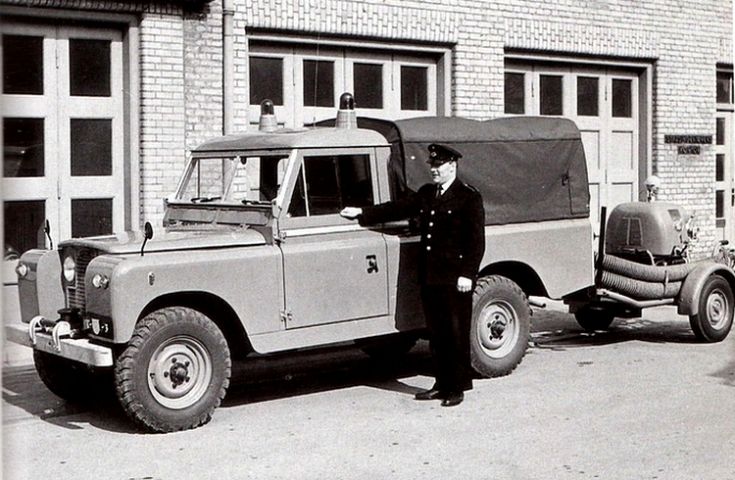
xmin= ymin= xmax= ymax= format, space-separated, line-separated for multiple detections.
xmin=597 ymin=254 xmax=698 ymax=300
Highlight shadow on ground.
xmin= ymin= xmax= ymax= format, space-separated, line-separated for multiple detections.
xmin=530 ymin=308 xmax=700 ymax=351
xmin=2 ymin=307 xmax=723 ymax=432
xmin=2 ymin=343 xmax=435 ymax=434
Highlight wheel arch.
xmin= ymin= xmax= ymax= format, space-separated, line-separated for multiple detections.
xmin=478 ymin=261 xmax=548 ymax=297
xmin=677 ymin=262 xmax=735 ymax=316
xmin=140 ymin=292 xmax=252 ymax=359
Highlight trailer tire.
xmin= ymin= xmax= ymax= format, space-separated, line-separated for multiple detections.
xmin=115 ymin=307 xmax=231 ymax=433
xmin=689 ymin=275 xmax=734 ymax=343
xmin=470 ymin=276 xmax=530 ymax=377
xmin=574 ymin=306 xmax=616 ymax=331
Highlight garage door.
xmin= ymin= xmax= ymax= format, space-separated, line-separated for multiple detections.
xmin=504 ymin=62 xmax=640 ymax=232
xmin=248 ymin=43 xmax=439 ymax=128
xmin=2 ymin=23 xmax=126 ymax=320
xmin=2 ymin=23 xmax=126 ymax=252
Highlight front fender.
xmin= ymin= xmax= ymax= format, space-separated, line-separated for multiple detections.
xmin=677 ymin=261 xmax=735 ymax=316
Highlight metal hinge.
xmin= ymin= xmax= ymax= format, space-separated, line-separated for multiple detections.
xmin=280 ymin=310 xmax=293 ymax=325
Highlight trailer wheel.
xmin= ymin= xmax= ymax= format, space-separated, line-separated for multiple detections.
xmin=115 ymin=307 xmax=231 ymax=433
xmin=470 ymin=276 xmax=530 ymax=377
xmin=574 ymin=305 xmax=616 ymax=331
xmin=689 ymin=275 xmax=734 ymax=343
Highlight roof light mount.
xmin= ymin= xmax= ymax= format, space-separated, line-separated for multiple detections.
xmin=335 ymin=92 xmax=357 ymax=129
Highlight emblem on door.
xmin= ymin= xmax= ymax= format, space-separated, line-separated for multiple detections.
xmin=366 ymin=255 xmax=379 ymax=273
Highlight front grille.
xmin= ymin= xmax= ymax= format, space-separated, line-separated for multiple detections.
xmin=66 ymin=248 xmax=97 ymax=313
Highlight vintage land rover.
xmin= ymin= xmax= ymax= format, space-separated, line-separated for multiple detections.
xmin=10 ymin=94 xmax=734 ymax=432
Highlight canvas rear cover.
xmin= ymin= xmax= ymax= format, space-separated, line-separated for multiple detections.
xmin=352 ymin=116 xmax=590 ymax=225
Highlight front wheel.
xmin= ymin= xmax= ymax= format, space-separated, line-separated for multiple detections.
xmin=470 ymin=276 xmax=531 ymax=377
xmin=689 ymin=275 xmax=734 ymax=343
xmin=34 ymin=350 xmax=110 ymax=403
xmin=114 ymin=307 xmax=231 ymax=432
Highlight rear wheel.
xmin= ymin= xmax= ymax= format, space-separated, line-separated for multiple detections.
xmin=574 ymin=305 xmax=616 ymax=331
xmin=689 ymin=275 xmax=734 ymax=343
xmin=114 ymin=307 xmax=231 ymax=432
xmin=470 ymin=276 xmax=531 ymax=377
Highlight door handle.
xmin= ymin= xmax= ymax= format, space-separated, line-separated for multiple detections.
xmin=366 ymin=255 xmax=379 ymax=273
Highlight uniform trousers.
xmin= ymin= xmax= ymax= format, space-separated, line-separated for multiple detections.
xmin=421 ymin=284 xmax=474 ymax=393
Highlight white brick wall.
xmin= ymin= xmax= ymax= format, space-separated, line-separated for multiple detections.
xmin=140 ymin=13 xmax=187 ymax=227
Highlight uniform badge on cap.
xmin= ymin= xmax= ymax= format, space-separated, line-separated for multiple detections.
xmin=427 ymin=143 xmax=463 ymax=164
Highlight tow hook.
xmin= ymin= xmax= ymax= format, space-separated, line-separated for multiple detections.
xmin=28 ymin=307 xmax=84 ymax=351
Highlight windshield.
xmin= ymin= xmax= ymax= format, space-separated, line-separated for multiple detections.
xmin=176 ymin=154 xmax=290 ymax=205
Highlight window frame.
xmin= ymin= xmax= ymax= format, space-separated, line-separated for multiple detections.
xmin=279 ymin=147 xmax=379 ymax=229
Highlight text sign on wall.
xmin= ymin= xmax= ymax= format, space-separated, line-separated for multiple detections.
xmin=664 ymin=134 xmax=712 ymax=156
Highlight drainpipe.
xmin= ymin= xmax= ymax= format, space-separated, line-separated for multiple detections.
xmin=222 ymin=0 xmax=234 ymax=135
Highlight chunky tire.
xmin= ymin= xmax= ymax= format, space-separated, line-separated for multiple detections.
xmin=574 ymin=305 xmax=616 ymax=331
xmin=359 ymin=333 xmax=418 ymax=361
xmin=689 ymin=275 xmax=734 ymax=343
xmin=114 ymin=307 xmax=231 ymax=433
xmin=470 ymin=276 xmax=531 ymax=377
xmin=34 ymin=350 xmax=107 ymax=402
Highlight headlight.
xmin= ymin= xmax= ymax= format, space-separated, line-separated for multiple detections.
xmin=15 ymin=262 xmax=28 ymax=278
xmin=63 ymin=256 xmax=76 ymax=283
xmin=92 ymin=273 xmax=110 ymax=289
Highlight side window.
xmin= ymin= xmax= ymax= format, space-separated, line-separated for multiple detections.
xmin=288 ymin=154 xmax=373 ymax=217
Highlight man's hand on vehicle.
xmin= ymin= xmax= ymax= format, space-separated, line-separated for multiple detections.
xmin=457 ymin=276 xmax=473 ymax=293
xmin=340 ymin=207 xmax=363 ymax=219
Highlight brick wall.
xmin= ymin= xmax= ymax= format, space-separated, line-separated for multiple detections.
xmin=139 ymin=12 xmax=188 ymax=226
xmin=225 ymin=0 xmax=732 ymax=256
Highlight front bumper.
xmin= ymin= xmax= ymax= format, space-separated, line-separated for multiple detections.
xmin=5 ymin=319 xmax=113 ymax=367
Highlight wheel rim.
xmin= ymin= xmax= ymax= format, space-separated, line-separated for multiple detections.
xmin=705 ymin=288 xmax=730 ymax=331
xmin=147 ymin=335 xmax=213 ymax=410
xmin=476 ymin=300 xmax=520 ymax=359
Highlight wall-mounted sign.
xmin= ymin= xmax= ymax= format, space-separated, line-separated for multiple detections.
xmin=665 ymin=134 xmax=711 ymax=155
xmin=664 ymin=135 xmax=712 ymax=144
xmin=677 ymin=145 xmax=700 ymax=155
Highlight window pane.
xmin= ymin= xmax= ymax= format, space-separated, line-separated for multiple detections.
xmin=716 ymin=154 xmax=725 ymax=182
xmin=401 ymin=66 xmax=428 ymax=111
xmin=715 ymin=190 xmax=724 ymax=219
xmin=716 ymin=117 xmax=725 ymax=145
xmin=303 ymin=60 xmax=334 ymax=107
xmin=577 ymin=76 xmax=599 ymax=116
xmin=354 ymin=63 xmax=383 ymax=109
xmin=4 ymin=200 xmax=45 ymax=257
xmin=3 ymin=118 xmax=44 ymax=177
xmin=612 ymin=79 xmax=632 ymax=118
xmin=72 ymin=198 xmax=112 ymax=238
xmin=250 ymin=57 xmax=283 ymax=105
xmin=69 ymin=39 xmax=111 ymax=97
xmin=70 ymin=119 xmax=112 ymax=176
xmin=504 ymin=73 xmax=525 ymax=114
xmin=540 ymin=75 xmax=563 ymax=115
xmin=3 ymin=35 xmax=43 ymax=95
xmin=716 ymin=71 xmax=732 ymax=104
xmin=291 ymin=154 xmax=373 ymax=217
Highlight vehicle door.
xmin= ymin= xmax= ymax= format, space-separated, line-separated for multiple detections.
xmin=277 ymin=148 xmax=389 ymax=328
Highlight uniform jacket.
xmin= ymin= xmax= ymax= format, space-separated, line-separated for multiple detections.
xmin=359 ymin=180 xmax=485 ymax=286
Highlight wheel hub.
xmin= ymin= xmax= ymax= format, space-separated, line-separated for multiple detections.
xmin=166 ymin=359 xmax=190 ymax=388
xmin=706 ymin=289 xmax=729 ymax=329
xmin=476 ymin=301 xmax=520 ymax=359
xmin=147 ymin=336 xmax=212 ymax=409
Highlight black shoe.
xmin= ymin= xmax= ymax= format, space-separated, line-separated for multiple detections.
xmin=414 ymin=388 xmax=444 ymax=401
xmin=441 ymin=392 xmax=464 ymax=407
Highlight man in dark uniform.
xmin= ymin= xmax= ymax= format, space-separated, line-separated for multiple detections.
xmin=340 ymin=143 xmax=485 ymax=407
